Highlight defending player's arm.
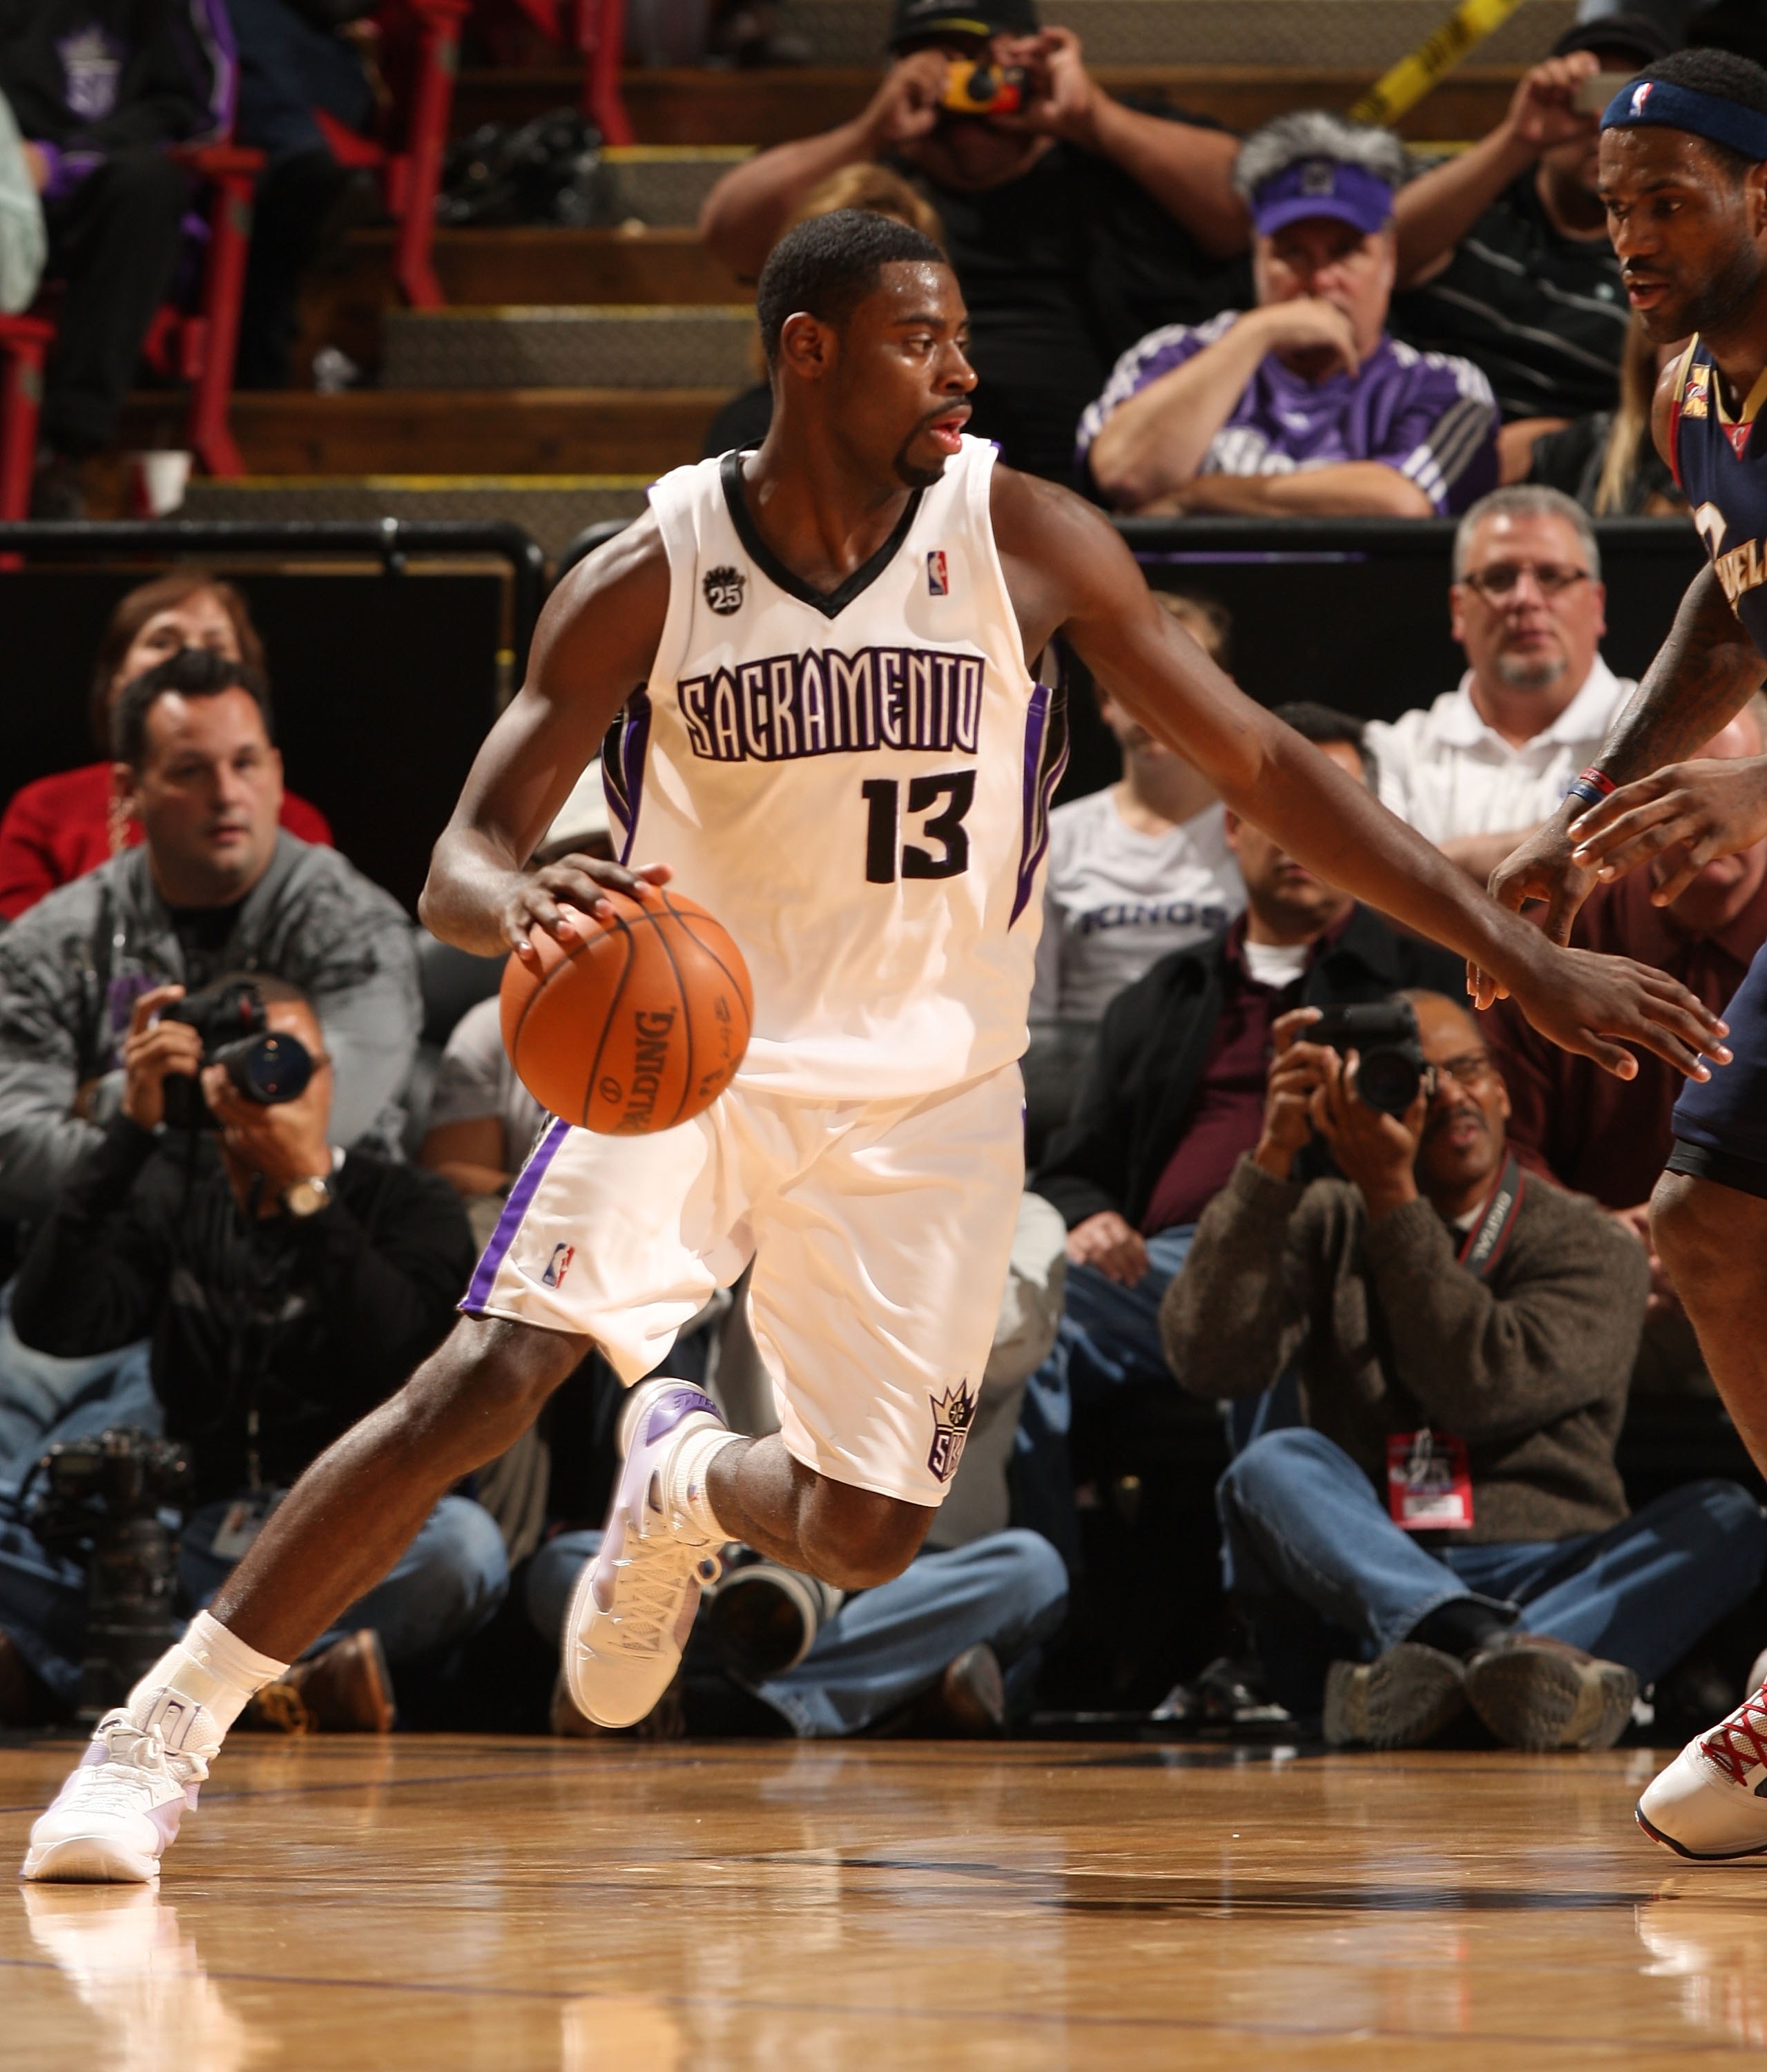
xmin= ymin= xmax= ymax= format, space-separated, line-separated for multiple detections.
xmin=991 ymin=466 xmax=1729 ymax=1081
xmin=1486 ymin=360 xmax=1767 ymax=937
xmin=418 ymin=519 xmax=673 ymax=963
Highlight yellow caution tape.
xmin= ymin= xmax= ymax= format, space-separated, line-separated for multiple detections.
xmin=1349 ymin=0 xmax=1529 ymax=128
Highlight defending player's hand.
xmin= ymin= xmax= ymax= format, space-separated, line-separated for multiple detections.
xmin=503 ymin=854 xmax=673 ymax=964
xmin=1467 ymin=805 xmax=1602 ymax=1008
xmin=1507 ymin=941 xmax=1730 ymax=1084
xmin=1566 ymin=754 xmax=1767 ymax=908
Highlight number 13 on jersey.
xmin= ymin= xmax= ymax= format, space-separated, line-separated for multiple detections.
xmin=861 ymin=771 xmax=976 ymax=883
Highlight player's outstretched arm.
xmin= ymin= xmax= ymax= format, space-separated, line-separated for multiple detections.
xmin=1485 ymin=563 xmax=1766 ymax=943
xmin=418 ymin=515 xmax=673 ymax=962
xmin=990 ymin=466 xmax=1729 ymax=1082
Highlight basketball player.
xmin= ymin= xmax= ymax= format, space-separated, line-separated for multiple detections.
xmin=1471 ymin=50 xmax=1767 ymax=1858
xmin=21 ymin=209 xmax=1728 ymax=1884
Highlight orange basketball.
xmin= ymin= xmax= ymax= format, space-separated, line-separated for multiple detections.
xmin=499 ymin=886 xmax=753 ymax=1133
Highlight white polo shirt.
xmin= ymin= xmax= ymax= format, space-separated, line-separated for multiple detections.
xmin=1367 ymin=656 xmax=1636 ymax=845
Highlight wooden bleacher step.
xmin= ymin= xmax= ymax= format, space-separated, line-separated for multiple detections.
xmin=380 ymin=305 xmax=755 ymax=390
xmin=179 ymin=474 xmax=648 ymax=556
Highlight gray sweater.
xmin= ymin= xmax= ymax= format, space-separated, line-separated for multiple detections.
xmin=1160 ymin=1153 xmax=1649 ymax=1544
xmin=0 ymin=834 xmax=420 ymax=1222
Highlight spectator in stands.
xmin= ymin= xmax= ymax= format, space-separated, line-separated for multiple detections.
xmin=0 ymin=569 xmax=332 ymax=922
xmin=1163 ymin=989 xmax=1767 ymax=1749
xmin=704 ymin=162 xmax=945 ymax=460
xmin=0 ymin=86 xmax=44 ymax=314
xmin=697 ymin=0 xmax=1249 ymax=483
xmin=0 ymin=972 xmax=500 ymax=1729
xmin=0 ymin=2 xmax=236 ymax=516
xmin=0 ymin=646 xmax=419 ymax=1228
xmin=1081 ymin=113 xmax=1497 ymax=518
xmin=1367 ymin=486 xmax=1633 ymax=884
xmin=1487 ymin=700 xmax=1767 ymax=1390
xmin=1390 ymin=18 xmax=1670 ymax=481
xmin=1528 ymin=313 xmax=1688 ymax=515
xmin=1018 ymin=707 xmax=1462 ymax=1562
xmin=1024 ymin=591 xmax=1244 ymax=1154
xmin=229 ymin=0 xmax=380 ymax=390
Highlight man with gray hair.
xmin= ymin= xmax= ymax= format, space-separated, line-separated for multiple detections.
xmin=1367 ymin=484 xmax=1634 ymax=882
xmin=1081 ymin=112 xmax=1497 ymax=517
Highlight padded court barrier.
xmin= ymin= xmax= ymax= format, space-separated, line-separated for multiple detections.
xmin=560 ymin=514 xmax=1707 ymax=802
xmin=0 ymin=520 xmax=545 ymax=915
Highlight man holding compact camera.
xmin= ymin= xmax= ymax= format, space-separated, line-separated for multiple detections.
xmin=1161 ymin=988 xmax=1767 ymax=1753
xmin=697 ymin=0 xmax=1248 ymax=482
xmin=0 ymin=972 xmax=501 ymax=1729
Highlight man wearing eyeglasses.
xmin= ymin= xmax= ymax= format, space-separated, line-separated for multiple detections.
xmin=1367 ymin=486 xmax=1632 ymax=884
xmin=1161 ymin=988 xmax=1767 ymax=1753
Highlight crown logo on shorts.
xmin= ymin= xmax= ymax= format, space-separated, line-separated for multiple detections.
xmin=927 ymin=1381 xmax=976 ymax=1484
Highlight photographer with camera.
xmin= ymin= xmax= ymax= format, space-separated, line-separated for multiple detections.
xmin=0 ymin=973 xmax=499 ymax=1730
xmin=0 ymin=645 xmax=420 ymax=1231
xmin=1161 ymin=990 xmax=1767 ymax=1753
xmin=697 ymin=0 xmax=1247 ymax=483
xmin=1017 ymin=706 xmax=1461 ymax=1562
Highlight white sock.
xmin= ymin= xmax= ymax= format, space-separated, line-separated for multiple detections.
xmin=126 ymin=1611 xmax=289 ymax=1747
xmin=665 ymin=1425 xmax=745 ymax=1543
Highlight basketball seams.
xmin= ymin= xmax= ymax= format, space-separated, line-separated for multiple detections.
xmin=577 ymin=912 xmax=637 ymax=1128
xmin=662 ymin=893 xmax=755 ymax=1059
xmin=642 ymin=908 xmax=695 ymax=1130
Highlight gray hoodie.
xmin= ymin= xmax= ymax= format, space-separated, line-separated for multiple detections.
xmin=0 ymin=833 xmax=420 ymax=1222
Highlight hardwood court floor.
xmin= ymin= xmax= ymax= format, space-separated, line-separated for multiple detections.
xmin=6 ymin=1735 xmax=1767 ymax=2069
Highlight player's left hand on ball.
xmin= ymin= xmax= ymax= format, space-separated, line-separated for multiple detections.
xmin=1568 ymin=755 xmax=1767 ymax=908
xmin=1517 ymin=943 xmax=1730 ymax=1083
xmin=505 ymin=855 xmax=673 ymax=963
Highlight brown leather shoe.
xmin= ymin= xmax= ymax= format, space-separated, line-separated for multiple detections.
xmin=1465 ymin=1631 xmax=1636 ymax=1751
xmin=883 ymin=1643 xmax=1008 ymax=1738
xmin=1324 ymin=1643 xmax=1467 ymax=1749
xmin=242 ymin=1630 xmax=396 ymax=1735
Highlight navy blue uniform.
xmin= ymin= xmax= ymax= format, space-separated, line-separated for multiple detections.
xmin=1664 ymin=339 xmax=1767 ymax=1192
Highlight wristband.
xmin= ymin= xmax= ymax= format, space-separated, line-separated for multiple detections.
xmin=1563 ymin=767 xmax=1616 ymax=812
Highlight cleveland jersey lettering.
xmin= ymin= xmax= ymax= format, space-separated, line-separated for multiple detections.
xmin=601 ymin=437 xmax=1066 ymax=1104
xmin=1671 ymin=340 xmax=1767 ymax=655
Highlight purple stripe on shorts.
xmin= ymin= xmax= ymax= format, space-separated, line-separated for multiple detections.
xmin=461 ymin=1117 xmax=570 ymax=1313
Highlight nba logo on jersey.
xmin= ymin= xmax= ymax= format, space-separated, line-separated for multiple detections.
xmin=1685 ymin=363 xmax=1710 ymax=419
xmin=542 ymin=1242 xmax=576 ymax=1289
xmin=927 ymin=1381 xmax=976 ymax=1482
xmin=1729 ymin=424 xmax=1752 ymax=460
xmin=1630 ymin=81 xmax=1652 ymax=115
xmin=927 ymin=550 xmax=949 ymax=597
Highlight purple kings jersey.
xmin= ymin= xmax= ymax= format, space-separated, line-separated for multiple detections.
xmin=1076 ymin=313 xmax=1498 ymax=516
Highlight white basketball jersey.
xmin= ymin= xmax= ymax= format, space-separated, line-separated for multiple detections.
xmin=608 ymin=436 xmax=1065 ymax=1100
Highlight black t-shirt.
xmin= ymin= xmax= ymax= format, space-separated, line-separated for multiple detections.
xmin=1390 ymin=171 xmax=1628 ymax=422
xmin=168 ymin=899 xmax=246 ymax=993
xmin=904 ymin=135 xmax=1250 ymax=484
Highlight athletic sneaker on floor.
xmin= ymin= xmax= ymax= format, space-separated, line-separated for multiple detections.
xmin=23 ymin=1709 xmax=215 ymax=1884
xmin=1638 ymin=1679 xmax=1767 ymax=1861
xmin=562 ymin=1376 xmax=728 ymax=1729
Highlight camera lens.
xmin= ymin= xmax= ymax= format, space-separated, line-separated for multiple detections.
xmin=216 ymin=1032 xmax=313 ymax=1106
xmin=1355 ymin=1049 xmax=1422 ymax=1117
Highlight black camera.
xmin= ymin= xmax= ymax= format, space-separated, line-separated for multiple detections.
xmin=1309 ymin=999 xmax=1427 ymax=1117
xmin=29 ymin=1429 xmax=192 ymax=1723
xmin=160 ymin=978 xmax=313 ymax=1129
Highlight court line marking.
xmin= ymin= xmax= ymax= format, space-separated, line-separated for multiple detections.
xmin=0 ymin=1955 xmax=1749 ymax=2052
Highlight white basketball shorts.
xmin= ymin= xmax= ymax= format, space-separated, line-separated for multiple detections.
xmin=461 ymin=1064 xmax=1025 ymax=1506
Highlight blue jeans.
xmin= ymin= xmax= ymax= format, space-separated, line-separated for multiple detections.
xmin=0 ymin=1492 xmax=508 ymax=1711
xmin=528 ymin=1528 xmax=1070 ymax=1738
xmin=1220 ymin=1426 xmax=1767 ymax=1716
xmin=0 ymin=1280 xmax=156 ymax=1502
xmin=1015 ymin=1223 xmax=1195 ymax=1566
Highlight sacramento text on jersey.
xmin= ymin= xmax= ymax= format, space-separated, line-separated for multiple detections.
xmin=678 ymin=646 xmax=985 ymax=764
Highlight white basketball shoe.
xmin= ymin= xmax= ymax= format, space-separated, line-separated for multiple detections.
xmin=1638 ymin=1678 xmax=1767 ymax=1861
xmin=562 ymin=1377 xmax=727 ymax=1730
xmin=22 ymin=1702 xmax=217 ymax=1883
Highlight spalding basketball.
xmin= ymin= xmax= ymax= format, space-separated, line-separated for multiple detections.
xmin=500 ymin=886 xmax=753 ymax=1133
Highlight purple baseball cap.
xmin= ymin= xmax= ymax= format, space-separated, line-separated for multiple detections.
xmin=1251 ymin=157 xmax=1395 ymax=238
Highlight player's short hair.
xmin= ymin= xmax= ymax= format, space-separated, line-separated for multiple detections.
xmin=111 ymin=645 xmax=275 ymax=770
xmin=1624 ymin=48 xmax=1767 ymax=178
xmin=755 ymin=209 xmax=949 ymax=365
xmin=1452 ymin=485 xmax=1601 ymax=584
xmin=1270 ymin=700 xmax=1377 ymax=794
xmin=1232 ymin=111 xmax=1409 ymax=207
